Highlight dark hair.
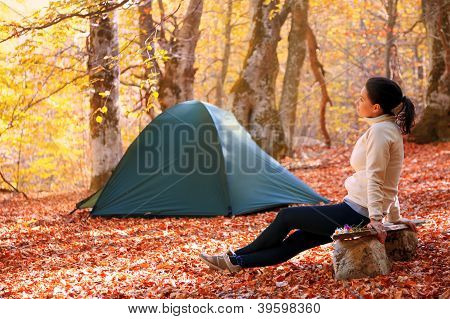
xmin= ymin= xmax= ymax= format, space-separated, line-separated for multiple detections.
xmin=365 ymin=76 xmax=416 ymax=135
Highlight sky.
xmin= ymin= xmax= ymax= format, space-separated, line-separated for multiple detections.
xmin=0 ymin=0 xmax=50 ymax=20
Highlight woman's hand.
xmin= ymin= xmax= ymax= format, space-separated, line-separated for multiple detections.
xmin=392 ymin=217 xmax=418 ymax=232
xmin=367 ymin=218 xmax=387 ymax=244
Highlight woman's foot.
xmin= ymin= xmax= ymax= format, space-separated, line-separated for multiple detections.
xmin=199 ymin=251 xmax=243 ymax=273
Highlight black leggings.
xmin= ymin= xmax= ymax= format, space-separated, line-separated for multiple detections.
xmin=230 ymin=201 xmax=370 ymax=268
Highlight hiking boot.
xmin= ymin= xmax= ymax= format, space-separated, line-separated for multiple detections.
xmin=199 ymin=252 xmax=242 ymax=273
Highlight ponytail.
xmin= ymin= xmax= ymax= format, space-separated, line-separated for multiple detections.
xmin=395 ymin=95 xmax=416 ymax=135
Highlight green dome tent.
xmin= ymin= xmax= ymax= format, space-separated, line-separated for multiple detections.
xmin=77 ymin=100 xmax=330 ymax=217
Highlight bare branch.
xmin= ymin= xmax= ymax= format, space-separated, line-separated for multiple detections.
xmin=0 ymin=168 xmax=28 ymax=199
xmin=0 ymin=73 xmax=88 ymax=137
xmin=120 ymin=80 xmax=141 ymax=88
xmin=367 ymin=8 xmax=387 ymax=22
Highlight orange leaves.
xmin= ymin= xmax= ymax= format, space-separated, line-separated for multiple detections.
xmin=0 ymin=142 xmax=448 ymax=298
xmin=130 ymin=262 xmax=150 ymax=271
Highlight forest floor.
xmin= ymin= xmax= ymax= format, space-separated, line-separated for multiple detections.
xmin=0 ymin=141 xmax=449 ymax=298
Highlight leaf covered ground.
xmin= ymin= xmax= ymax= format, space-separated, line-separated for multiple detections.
xmin=0 ymin=142 xmax=448 ymax=298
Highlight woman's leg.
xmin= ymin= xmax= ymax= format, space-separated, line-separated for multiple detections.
xmin=233 ymin=206 xmax=304 ymax=255
xmin=230 ymin=229 xmax=333 ymax=268
xmin=232 ymin=202 xmax=370 ymax=267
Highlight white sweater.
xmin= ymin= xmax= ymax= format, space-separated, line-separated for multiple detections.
xmin=343 ymin=113 xmax=404 ymax=222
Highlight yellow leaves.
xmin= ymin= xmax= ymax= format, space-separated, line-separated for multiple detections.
xmin=95 ymin=94 xmax=110 ymax=123
xmin=0 ymin=118 xmax=7 ymax=132
xmin=145 ymin=60 xmax=154 ymax=69
xmin=98 ymin=260 xmax=109 ymax=267
xmin=102 ymin=55 xmax=119 ymax=61
xmin=161 ymin=54 xmax=170 ymax=62
xmin=98 ymin=90 xmax=110 ymax=98
xmin=127 ymin=111 xmax=139 ymax=119
xmin=140 ymin=79 xmax=158 ymax=90
xmin=17 ymin=218 xmax=37 ymax=228
xmin=268 ymin=7 xmax=281 ymax=20
xmin=91 ymin=104 xmax=108 ymax=124
xmin=154 ymin=48 xmax=170 ymax=62
xmin=146 ymin=102 xmax=155 ymax=113
xmin=266 ymin=1 xmax=281 ymax=20
xmin=26 ymin=157 xmax=54 ymax=179
xmin=151 ymin=91 xmax=159 ymax=99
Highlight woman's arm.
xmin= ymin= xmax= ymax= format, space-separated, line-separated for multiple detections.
xmin=387 ymin=195 xmax=417 ymax=231
xmin=365 ymin=125 xmax=391 ymax=222
xmin=364 ymin=125 xmax=393 ymax=243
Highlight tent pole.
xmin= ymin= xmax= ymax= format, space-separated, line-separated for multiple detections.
xmin=66 ymin=207 xmax=78 ymax=216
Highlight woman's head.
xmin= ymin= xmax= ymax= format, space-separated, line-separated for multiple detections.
xmin=355 ymin=76 xmax=416 ymax=134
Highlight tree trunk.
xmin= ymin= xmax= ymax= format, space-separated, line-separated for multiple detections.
xmin=389 ymin=44 xmax=403 ymax=85
xmin=413 ymin=36 xmax=426 ymax=116
xmin=384 ymin=0 xmax=399 ymax=79
xmin=215 ymin=0 xmax=233 ymax=107
xmin=410 ymin=0 xmax=450 ymax=143
xmin=230 ymin=0 xmax=291 ymax=159
xmin=279 ymin=0 xmax=308 ymax=155
xmin=158 ymin=0 xmax=204 ymax=110
xmin=138 ymin=0 xmax=160 ymax=118
xmin=87 ymin=5 xmax=123 ymax=191
xmin=385 ymin=229 xmax=419 ymax=261
xmin=306 ymin=24 xmax=331 ymax=147
xmin=333 ymin=237 xmax=392 ymax=280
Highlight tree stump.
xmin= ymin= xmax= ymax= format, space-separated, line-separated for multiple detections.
xmin=385 ymin=229 xmax=418 ymax=261
xmin=330 ymin=219 xmax=426 ymax=280
xmin=332 ymin=236 xmax=392 ymax=280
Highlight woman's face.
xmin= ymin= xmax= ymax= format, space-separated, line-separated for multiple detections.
xmin=355 ymin=86 xmax=383 ymax=118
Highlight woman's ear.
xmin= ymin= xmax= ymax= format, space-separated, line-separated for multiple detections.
xmin=372 ymin=103 xmax=382 ymax=114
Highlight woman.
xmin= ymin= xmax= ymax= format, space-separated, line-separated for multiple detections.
xmin=199 ymin=76 xmax=418 ymax=274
